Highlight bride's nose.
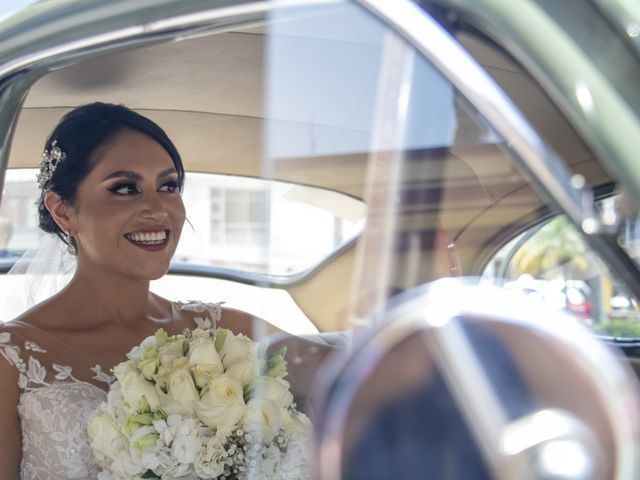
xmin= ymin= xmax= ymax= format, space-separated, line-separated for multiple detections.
xmin=139 ymin=193 xmax=169 ymax=220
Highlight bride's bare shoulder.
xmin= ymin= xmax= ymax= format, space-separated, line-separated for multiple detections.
xmin=2 ymin=295 xmax=65 ymax=333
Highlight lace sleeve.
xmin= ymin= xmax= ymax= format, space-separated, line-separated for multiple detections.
xmin=179 ymin=300 xmax=224 ymax=331
xmin=0 ymin=330 xmax=59 ymax=391
xmin=0 ymin=331 xmax=27 ymax=386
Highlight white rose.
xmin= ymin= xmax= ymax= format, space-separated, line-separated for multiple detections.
xmin=192 ymin=328 xmax=212 ymax=340
xmin=196 ymin=374 xmax=245 ymax=429
xmin=193 ymin=364 xmax=222 ymax=390
xmin=112 ymin=361 xmax=137 ymax=384
xmin=153 ymin=365 xmax=174 ymax=391
xmin=140 ymin=334 xmax=159 ymax=349
xmin=164 ymin=369 xmax=199 ymax=415
xmin=225 ymin=357 xmax=260 ymax=387
xmin=153 ymin=357 xmax=188 ymax=391
xmin=219 ymin=333 xmax=256 ymax=368
xmin=120 ymin=372 xmax=161 ymax=413
xmin=88 ymin=412 xmax=127 ymax=459
xmin=159 ymin=337 xmax=186 ymax=366
xmin=243 ymin=397 xmax=283 ymax=441
xmin=251 ymin=376 xmax=293 ymax=409
xmin=189 ymin=337 xmax=224 ymax=369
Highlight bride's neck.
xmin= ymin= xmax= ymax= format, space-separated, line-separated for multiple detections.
xmin=61 ymin=266 xmax=158 ymax=327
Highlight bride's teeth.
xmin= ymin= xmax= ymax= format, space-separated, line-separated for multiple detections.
xmin=126 ymin=230 xmax=167 ymax=244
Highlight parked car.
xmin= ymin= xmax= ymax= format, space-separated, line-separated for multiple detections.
xmin=504 ymin=278 xmax=593 ymax=322
xmin=1 ymin=0 xmax=640 ymax=478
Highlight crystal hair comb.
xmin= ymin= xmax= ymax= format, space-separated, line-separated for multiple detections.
xmin=37 ymin=140 xmax=67 ymax=189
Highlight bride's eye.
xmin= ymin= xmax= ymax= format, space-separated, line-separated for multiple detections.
xmin=158 ymin=180 xmax=179 ymax=193
xmin=108 ymin=183 xmax=140 ymax=195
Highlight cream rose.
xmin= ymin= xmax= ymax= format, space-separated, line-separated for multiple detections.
xmin=242 ymin=397 xmax=283 ymax=441
xmin=158 ymin=337 xmax=186 ymax=366
xmin=193 ymin=364 xmax=221 ymax=390
xmin=225 ymin=357 xmax=260 ymax=388
xmin=153 ymin=356 xmax=187 ymax=391
xmin=153 ymin=365 xmax=174 ymax=391
xmin=219 ymin=333 xmax=256 ymax=369
xmin=165 ymin=369 xmax=199 ymax=415
xmin=192 ymin=328 xmax=212 ymax=340
xmin=89 ymin=412 xmax=128 ymax=460
xmin=251 ymin=376 xmax=293 ymax=409
xmin=120 ymin=371 xmax=161 ymax=413
xmin=196 ymin=374 xmax=245 ymax=429
xmin=112 ymin=361 xmax=137 ymax=384
xmin=189 ymin=338 xmax=223 ymax=369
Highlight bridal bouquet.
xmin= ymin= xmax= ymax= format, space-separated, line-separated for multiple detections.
xmin=88 ymin=328 xmax=312 ymax=480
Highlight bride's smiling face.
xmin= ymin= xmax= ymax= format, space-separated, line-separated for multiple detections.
xmin=66 ymin=128 xmax=185 ymax=279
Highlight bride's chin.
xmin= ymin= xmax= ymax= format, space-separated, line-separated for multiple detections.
xmin=148 ymin=269 xmax=170 ymax=281
xmin=140 ymin=264 xmax=172 ymax=280
xmin=123 ymin=261 xmax=171 ymax=281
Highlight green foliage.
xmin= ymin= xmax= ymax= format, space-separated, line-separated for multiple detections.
xmin=512 ymin=216 xmax=589 ymax=278
xmin=594 ymin=319 xmax=640 ymax=338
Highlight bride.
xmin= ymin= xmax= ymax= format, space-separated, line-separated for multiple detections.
xmin=0 ymin=103 xmax=324 ymax=479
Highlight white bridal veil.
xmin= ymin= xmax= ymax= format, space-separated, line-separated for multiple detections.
xmin=1 ymin=234 xmax=76 ymax=321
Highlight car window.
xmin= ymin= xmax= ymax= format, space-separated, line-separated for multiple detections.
xmin=483 ymin=196 xmax=640 ymax=338
xmin=0 ymin=168 xmax=365 ymax=279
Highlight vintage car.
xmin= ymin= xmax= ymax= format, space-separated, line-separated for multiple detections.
xmin=1 ymin=0 xmax=640 ymax=478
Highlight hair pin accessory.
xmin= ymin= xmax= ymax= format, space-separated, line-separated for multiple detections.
xmin=37 ymin=140 xmax=67 ymax=190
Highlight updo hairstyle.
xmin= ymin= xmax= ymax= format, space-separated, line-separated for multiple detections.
xmin=37 ymin=102 xmax=185 ymax=247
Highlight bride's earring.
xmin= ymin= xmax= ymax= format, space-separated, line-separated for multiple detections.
xmin=66 ymin=232 xmax=76 ymax=255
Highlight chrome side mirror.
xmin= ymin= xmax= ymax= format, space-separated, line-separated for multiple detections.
xmin=315 ymin=279 xmax=640 ymax=479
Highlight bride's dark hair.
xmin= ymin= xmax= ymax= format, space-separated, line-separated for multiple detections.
xmin=37 ymin=102 xmax=185 ymax=246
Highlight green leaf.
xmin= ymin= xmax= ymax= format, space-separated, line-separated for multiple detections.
xmin=153 ymin=409 xmax=167 ymax=421
xmin=154 ymin=329 xmax=169 ymax=347
xmin=133 ymin=432 xmax=159 ymax=451
xmin=243 ymin=383 xmax=254 ymax=403
xmin=141 ymin=346 xmax=159 ymax=361
xmin=138 ymin=395 xmax=150 ymax=414
xmin=214 ymin=328 xmax=229 ymax=352
xmin=264 ymin=346 xmax=288 ymax=378
xmin=124 ymin=413 xmax=154 ymax=437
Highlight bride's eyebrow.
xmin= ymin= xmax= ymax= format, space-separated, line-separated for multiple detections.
xmin=157 ymin=167 xmax=178 ymax=180
xmin=101 ymin=170 xmax=141 ymax=182
xmin=101 ymin=167 xmax=177 ymax=182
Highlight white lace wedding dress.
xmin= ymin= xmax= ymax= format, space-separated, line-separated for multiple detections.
xmin=0 ymin=301 xmax=221 ymax=480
